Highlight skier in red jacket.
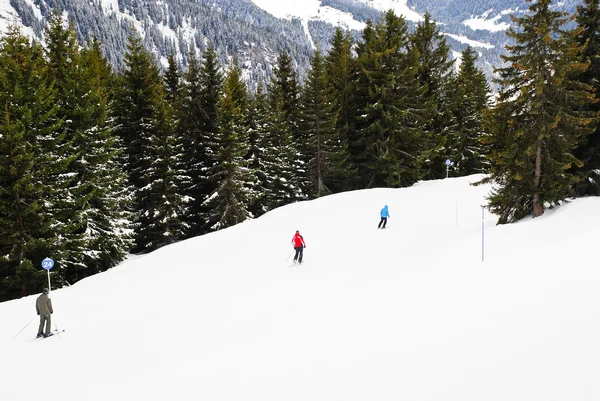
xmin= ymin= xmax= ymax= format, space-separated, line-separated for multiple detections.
xmin=291 ymin=230 xmax=306 ymax=264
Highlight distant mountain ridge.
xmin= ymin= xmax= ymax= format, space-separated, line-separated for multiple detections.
xmin=0 ymin=0 xmax=583 ymax=86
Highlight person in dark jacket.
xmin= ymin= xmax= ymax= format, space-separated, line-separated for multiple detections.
xmin=36 ymin=288 xmax=53 ymax=338
xmin=378 ymin=205 xmax=390 ymax=229
xmin=291 ymin=230 xmax=307 ymax=264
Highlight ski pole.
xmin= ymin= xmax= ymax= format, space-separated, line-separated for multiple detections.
xmin=53 ymin=317 xmax=62 ymax=340
xmin=285 ymin=250 xmax=294 ymax=262
xmin=13 ymin=317 xmax=35 ymax=339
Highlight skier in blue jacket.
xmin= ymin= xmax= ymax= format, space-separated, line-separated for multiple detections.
xmin=378 ymin=205 xmax=390 ymax=229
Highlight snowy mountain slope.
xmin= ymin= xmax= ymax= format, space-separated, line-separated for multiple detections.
xmin=2 ymin=174 xmax=600 ymax=401
xmin=0 ymin=0 xmax=584 ymax=87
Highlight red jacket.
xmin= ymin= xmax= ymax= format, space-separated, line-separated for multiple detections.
xmin=291 ymin=233 xmax=306 ymax=248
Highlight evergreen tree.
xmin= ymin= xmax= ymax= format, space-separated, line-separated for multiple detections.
xmin=179 ymin=45 xmax=223 ymax=236
xmin=74 ymin=38 xmax=133 ymax=277
xmin=45 ymin=15 xmax=133 ymax=282
xmin=481 ymin=0 xmax=596 ymax=223
xmin=162 ymin=49 xmax=191 ymax=236
xmin=269 ymin=50 xmax=306 ymax=198
xmin=299 ymin=48 xmax=349 ymax=198
xmin=205 ymin=59 xmax=256 ymax=229
xmin=270 ymin=50 xmax=301 ymax=138
xmin=0 ymin=26 xmax=62 ymax=300
xmin=179 ymin=46 xmax=205 ymax=237
xmin=352 ymin=10 xmax=428 ymax=188
xmin=571 ymin=0 xmax=600 ymax=195
xmin=198 ymin=45 xmax=223 ymax=152
xmin=164 ymin=51 xmax=183 ymax=111
xmin=41 ymin=13 xmax=85 ymax=283
xmin=114 ymin=33 xmax=185 ymax=252
xmin=246 ymin=84 xmax=269 ymax=216
xmin=137 ymin=87 xmax=188 ymax=250
xmin=410 ymin=12 xmax=456 ymax=179
xmin=325 ymin=28 xmax=357 ymax=191
xmin=346 ymin=20 xmax=375 ymax=188
xmin=262 ymin=82 xmax=302 ymax=209
xmin=448 ymin=46 xmax=491 ymax=176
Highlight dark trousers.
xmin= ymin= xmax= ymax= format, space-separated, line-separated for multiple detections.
xmin=378 ymin=217 xmax=388 ymax=228
xmin=293 ymin=246 xmax=304 ymax=263
xmin=38 ymin=314 xmax=51 ymax=336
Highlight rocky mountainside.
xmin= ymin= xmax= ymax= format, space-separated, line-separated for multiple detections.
xmin=0 ymin=0 xmax=582 ymax=88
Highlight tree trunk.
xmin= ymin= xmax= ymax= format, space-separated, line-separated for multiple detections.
xmin=533 ymin=139 xmax=544 ymax=217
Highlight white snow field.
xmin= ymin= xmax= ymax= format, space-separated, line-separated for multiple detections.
xmin=2 ymin=174 xmax=600 ymax=401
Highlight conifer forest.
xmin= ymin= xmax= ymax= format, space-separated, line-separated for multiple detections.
xmin=1 ymin=0 xmax=599 ymax=301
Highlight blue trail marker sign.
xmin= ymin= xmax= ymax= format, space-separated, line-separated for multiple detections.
xmin=42 ymin=257 xmax=54 ymax=292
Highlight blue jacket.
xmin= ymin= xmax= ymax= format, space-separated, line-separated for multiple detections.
xmin=380 ymin=205 xmax=390 ymax=218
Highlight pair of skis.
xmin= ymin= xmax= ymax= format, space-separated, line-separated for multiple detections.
xmin=31 ymin=329 xmax=65 ymax=341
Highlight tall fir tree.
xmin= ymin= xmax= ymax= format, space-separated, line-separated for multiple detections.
xmin=325 ymin=28 xmax=357 ymax=191
xmin=114 ymin=33 xmax=185 ymax=252
xmin=74 ymin=38 xmax=133 ymax=277
xmin=269 ymin=50 xmax=306 ymax=199
xmin=571 ymin=0 xmax=600 ymax=195
xmin=138 ymin=85 xmax=188 ymax=250
xmin=246 ymin=83 xmax=270 ymax=216
xmin=45 ymin=15 xmax=133 ymax=282
xmin=447 ymin=46 xmax=491 ymax=176
xmin=0 ymin=26 xmax=63 ymax=300
xmin=41 ymin=13 xmax=86 ymax=283
xmin=262 ymin=81 xmax=303 ymax=209
xmin=162 ymin=50 xmax=191 ymax=235
xmin=481 ymin=0 xmax=596 ymax=223
xmin=299 ymin=48 xmax=349 ymax=198
xmin=164 ymin=51 xmax=182 ymax=107
xmin=205 ymin=59 xmax=256 ymax=229
xmin=179 ymin=46 xmax=206 ymax=237
xmin=179 ymin=45 xmax=223 ymax=236
xmin=352 ymin=10 xmax=428 ymax=188
xmin=409 ymin=12 xmax=456 ymax=179
xmin=270 ymin=50 xmax=301 ymax=138
xmin=346 ymin=20 xmax=375 ymax=188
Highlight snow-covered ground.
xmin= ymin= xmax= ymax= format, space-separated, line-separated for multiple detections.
xmin=251 ymin=0 xmax=366 ymax=45
xmin=445 ymin=32 xmax=495 ymax=49
xmin=355 ymin=0 xmax=422 ymax=22
xmin=463 ymin=8 xmax=512 ymax=32
xmin=0 ymin=0 xmax=37 ymax=38
xmin=2 ymin=174 xmax=600 ymax=401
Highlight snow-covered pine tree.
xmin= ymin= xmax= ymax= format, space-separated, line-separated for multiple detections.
xmin=114 ymin=33 xmax=181 ymax=252
xmin=269 ymin=50 xmax=306 ymax=200
xmin=136 ymin=83 xmax=188 ymax=251
xmin=271 ymin=50 xmax=301 ymax=140
xmin=179 ymin=46 xmax=206 ymax=238
xmin=482 ymin=0 xmax=597 ymax=223
xmin=246 ymin=84 xmax=272 ymax=216
xmin=74 ymin=38 xmax=134 ymax=276
xmin=409 ymin=12 xmax=456 ymax=180
xmin=447 ymin=46 xmax=491 ymax=176
xmin=352 ymin=10 xmax=428 ymax=188
xmin=571 ymin=0 xmax=600 ymax=196
xmin=179 ymin=45 xmax=223 ymax=237
xmin=325 ymin=28 xmax=357 ymax=192
xmin=39 ymin=13 xmax=87 ymax=285
xmin=0 ymin=26 xmax=62 ymax=300
xmin=44 ymin=14 xmax=133 ymax=282
xmin=299 ymin=47 xmax=349 ymax=198
xmin=204 ymin=59 xmax=256 ymax=230
xmin=262 ymin=80 xmax=304 ymax=209
xmin=164 ymin=51 xmax=183 ymax=109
